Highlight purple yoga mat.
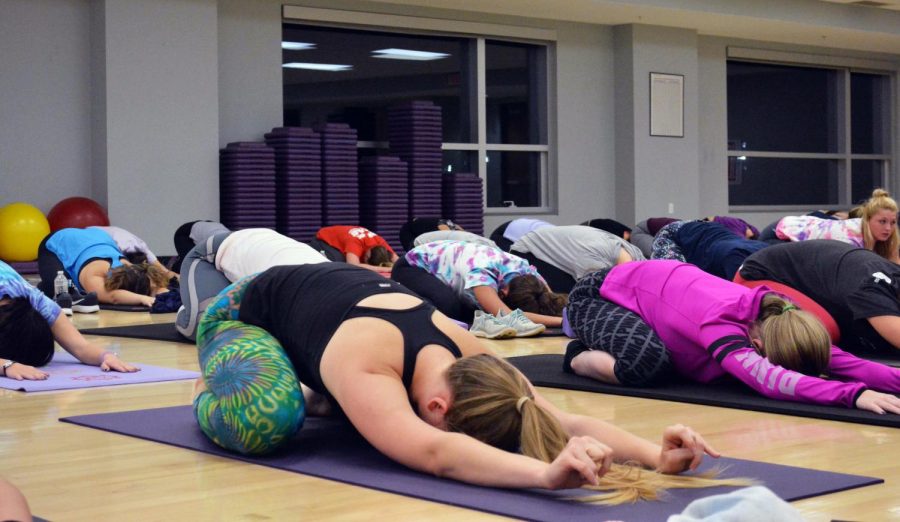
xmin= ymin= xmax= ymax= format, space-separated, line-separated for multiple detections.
xmin=0 ymin=352 xmax=199 ymax=392
xmin=60 ymin=405 xmax=883 ymax=521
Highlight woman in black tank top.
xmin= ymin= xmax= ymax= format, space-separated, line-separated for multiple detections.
xmin=193 ymin=263 xmax=732 ymax=503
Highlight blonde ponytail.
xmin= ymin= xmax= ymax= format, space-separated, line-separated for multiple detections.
xmin=756 ymin=294 xmax=831 ymax=376
xmin=446 ymin=355 xmax=754 ymax=505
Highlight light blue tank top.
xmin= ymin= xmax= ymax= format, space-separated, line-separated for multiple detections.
xmin=46 ymin=228 xmax=123 ymax=292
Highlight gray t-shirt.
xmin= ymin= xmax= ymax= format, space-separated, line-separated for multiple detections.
xmin=190 ymin=221 xmax=231 ymax=245
xmin=413 ymin=230 xmax=497 ymax=249
xmin=90 ymin=226 xmax=157 ymax=264
xmin=510 ymin=225 xmax=645 ymax=279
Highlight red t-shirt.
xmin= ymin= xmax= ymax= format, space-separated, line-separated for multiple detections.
xmin=316 ymin=226 xmax=394 ymax=258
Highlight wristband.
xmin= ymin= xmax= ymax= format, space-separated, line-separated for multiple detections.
xmin=1 ymin=359 xmax=15 ymax=376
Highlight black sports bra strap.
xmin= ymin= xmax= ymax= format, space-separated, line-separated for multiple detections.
xmin=346 ymin=302 xmax=463 ymax=387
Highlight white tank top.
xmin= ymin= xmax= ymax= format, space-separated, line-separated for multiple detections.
xmin=215 ymin=228 xmax=329 ymax=282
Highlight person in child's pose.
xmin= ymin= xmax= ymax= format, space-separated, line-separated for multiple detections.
xmin=37 ymin=227 xmax=169 ymax=307
xmin=0 ymin=260 xmax=138 ymax=380
xmin=193 ymin=262 xmax=748 ymax=504
xmin=564 ymin=260 xmax=900 ymax=414
xmin=393 ymin=240 xmax=567 ymax=327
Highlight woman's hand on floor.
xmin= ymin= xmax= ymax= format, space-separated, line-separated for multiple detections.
xmin=3 ymin=363 xmax=49 ymax=381
xmin=855 ymin=390 xmax=900 ymax=415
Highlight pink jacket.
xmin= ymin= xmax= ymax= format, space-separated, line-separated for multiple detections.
xmin=600 ymin=261 xmax=900 ymax=408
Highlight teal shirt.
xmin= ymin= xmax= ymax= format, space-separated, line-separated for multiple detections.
xmin=46 ymin=228 xmax=124 ymax=292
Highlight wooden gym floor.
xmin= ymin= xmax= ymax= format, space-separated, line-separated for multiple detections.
xmin=2 ymin=310 xmax=898 ymax=521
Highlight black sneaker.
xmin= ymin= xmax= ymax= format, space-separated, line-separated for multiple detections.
xmin=70 ymin=290 xmax=100 ymax=313
xmin=55 ymin=292 xmax=73 ymax=316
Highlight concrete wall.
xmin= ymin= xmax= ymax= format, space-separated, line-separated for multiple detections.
xmin=0 ymin=0 xmax=92 ymax=212
xmin=218 ymin=0 xmax=283 ymax=146
xmin=615 ymin=25 xmax=699 ymax=226
xmin=94 ymin=0 xmax=219 ymax=250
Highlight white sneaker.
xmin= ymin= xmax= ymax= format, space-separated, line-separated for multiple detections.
xmin=469 ymin=311 xmax=517 ymax=340
xmin=497 ymin=309 xmax=546 ymax=337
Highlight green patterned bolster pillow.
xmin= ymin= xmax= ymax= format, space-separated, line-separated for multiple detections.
xmin=193 ymin=317 xmax=305 ymax=455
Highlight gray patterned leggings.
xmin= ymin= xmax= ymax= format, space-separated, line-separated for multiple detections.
xmin=566 ymin=269 xmax=673 ymax=386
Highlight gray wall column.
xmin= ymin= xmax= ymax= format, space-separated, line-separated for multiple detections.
xmin=92 ymin=0 xmax=220 ymax=252
xmin=614 ymin=24 xmax=699 ymax=224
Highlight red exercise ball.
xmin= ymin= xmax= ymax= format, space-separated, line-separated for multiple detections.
xmin=47 ymin=197 xmax=110 ymax=232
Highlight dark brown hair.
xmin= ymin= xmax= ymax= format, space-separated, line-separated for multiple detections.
xmin=504 ymin=275 xmax=567 ymax=316
xmin=124 ymin=251 xmax=148 ymax=265
xmin=0 ymin=298 xmax=54 ymax=366
xmin=105 ymin=263 xmax=169 ymax=295
xmin=365 ymin=246 xmax=394 ymax=267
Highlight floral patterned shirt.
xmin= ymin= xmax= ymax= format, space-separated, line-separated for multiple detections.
xmin=404 ymin=240 xmax=543 ymax=308
xmin=776 ymin=216 xmax=863 ymax=247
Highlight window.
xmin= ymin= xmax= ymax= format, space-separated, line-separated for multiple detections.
xmin=726 ymin=60 xmax=891 ymax=208
xmin=282 ymin=20 xmax=552 ymax=211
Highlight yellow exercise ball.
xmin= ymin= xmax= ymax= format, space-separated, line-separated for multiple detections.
xmin=0 ymin=202 xmax=51 ymax=262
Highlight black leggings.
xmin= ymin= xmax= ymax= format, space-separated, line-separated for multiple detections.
xmin=399 ymin=217 xmax=454 ymax=252
xmin=172 ymin=221 xmax=200 ymax=273
xmin=489 ymin=221 xmax=514 ymax=252
xmin=390 ymin=258 xmax=477 ymax=323
xmin=305 ymin=239 xmax=345 ymax=262
xmin=566 ymin=270 xmax=672 ymax=386
xmin=509 ymin=249 xmax=576 ymax=294
xmin=36 ymin=234 xmax=67 ymax=298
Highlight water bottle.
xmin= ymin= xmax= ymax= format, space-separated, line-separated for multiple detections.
xmin=53 ymin=271 xmax=68 ymax=298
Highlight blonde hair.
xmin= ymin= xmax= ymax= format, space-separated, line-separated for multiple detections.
xmin=755 ymin=294 xmax=831 ymax=376
xmin=105 ymin=263 xmax=169 ymax=295
xmin=445 ymin=354 xmax=754 ymax=504
xmin=860 ymin=188 xmax=900 ymax=261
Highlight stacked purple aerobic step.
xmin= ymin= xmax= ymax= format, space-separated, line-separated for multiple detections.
xmin=387 ymin=101 xmax=443 ymax=220
xmin=315 ymin=123 xmax=359 ymax=227
xmin=219 ymin=142 xmax=276 ymax=230
xmin=442 ymin=172 xmax=485 ymax=236
xmin=264 ymin=127 xmax=323 ymax=241
xmin=359 ymin=155 xmax=410 ymax=255
xmin=9 ymin=261 xmax=38 ymax=276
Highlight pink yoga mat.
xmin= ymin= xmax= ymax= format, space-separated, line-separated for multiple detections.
xmin=0 ymin=352 xmax=199 ymax=392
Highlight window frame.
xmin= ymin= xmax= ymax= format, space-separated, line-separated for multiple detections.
xmin=725 ymin=47 xmax=895 ymax=211
xmin=282 ymin=5 xmax=557 ymax=214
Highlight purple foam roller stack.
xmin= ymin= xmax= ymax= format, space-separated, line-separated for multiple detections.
xmin=264 ymin=127 xmax=323 ymax=241
xmin=442 ymin=172 xmax=484 ymax=236
xmin=315 ymin=123 xmax=359 ymax=226
xmin=219 ymin=142 xmax=277 ymax=230
xmin=359 ymin=155 xmax=410 ymax=255
xmin=387 ymin=101 xmax=443 ymax=220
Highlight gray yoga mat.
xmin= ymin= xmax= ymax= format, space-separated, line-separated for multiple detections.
xmin=80 ymin=323 xmax=193 ymax=344
xmin=509 ymin=354 xmax=900 ymax=428
xmin=99 ymin=303 xmax=150 ymax=312
xmin=60 ymin=405 xmax=882 ymax=521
